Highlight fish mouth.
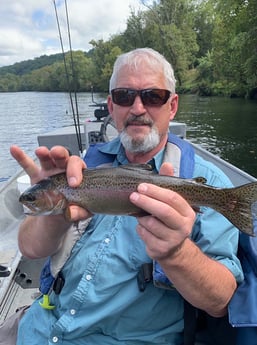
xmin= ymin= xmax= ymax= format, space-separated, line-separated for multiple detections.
xmin=23 ymin=206 xmax=57 ymax=216
xmin=22 ymin=205 xmax=37 ymax=215
xmin=22 ymin=199 xmax=66 ymax=216
xmin=20 ymin=189 xmax=67 ymax=216
xmin=21 ymin=202 xmax=51 ymax=215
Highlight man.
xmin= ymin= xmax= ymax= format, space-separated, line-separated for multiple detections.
xmin=10 ymin=48 xmax=243 ymax=344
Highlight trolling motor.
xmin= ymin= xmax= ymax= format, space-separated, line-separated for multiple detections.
xmin=93 ymin=104 xmax=109 ymax=121
xmin=91 ymin=86 xmax=109 ymax=121
xmin=86 ymin=87 xmax=116 ymax=145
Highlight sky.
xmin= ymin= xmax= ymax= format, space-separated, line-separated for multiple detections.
xmin=0 ymin=0 xmax=146 ymax=67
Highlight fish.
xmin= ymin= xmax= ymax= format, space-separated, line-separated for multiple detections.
xmin=19 ymin=164 xmax=257 ymax=236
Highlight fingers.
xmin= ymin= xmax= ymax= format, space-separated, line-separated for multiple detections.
xmin=37 ymin=145 xmax=87 ymax=186
xmin=135 ymin=217 xmax=179 ymax=259
xmin=159 ymin=162 xmax=174 ymax=176
xmin=34 ymin=146 xmax=65 ymax=171
xmin=10 ymin=145 xmax=41 ymax=181
xmin=35 ymin=145 xmax=71 ymax=171
xmin=129 ymin=161 xmax=191 ymax=226
xmin=66 ymin=155 xmax=86 ymax=187
xmin=65 ymin=205 xmax=92 ymax=222
xmin=133 ymin=183 xmax=193 ymax=219
xmin=129 ymin=165 xmax=196 ymax=260
xmin=10 ymin=145 xmax=86 ymax=187
xmin=130 ymin=183 xmax=194 ymax=237
xmin=11 ymin=145 xmax=90 ymax=223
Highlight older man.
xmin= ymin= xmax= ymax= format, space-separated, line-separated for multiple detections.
xmin=11 ymin=48 xmax=242 ymax=345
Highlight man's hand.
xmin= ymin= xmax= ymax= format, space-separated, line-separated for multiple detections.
xmin=129 ymin=162 xmax=196 ymax=260
xmin=10 ymin=145 xmax=91 ymax=221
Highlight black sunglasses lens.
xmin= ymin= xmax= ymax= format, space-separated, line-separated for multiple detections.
xmin=142 ymin=89 xmax=171 ymax=106
xmin=111 ymin=88 xmax=171 ymax=106
xmin=111 ymin=89 xmax=136 ymax=106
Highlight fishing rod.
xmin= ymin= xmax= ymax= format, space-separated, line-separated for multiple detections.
xmin=52 ymin=0 xmax=83 ymax=155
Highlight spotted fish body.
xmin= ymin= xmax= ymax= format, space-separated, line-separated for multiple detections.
xmin=19 ymin=164 xmax=257 ymax=236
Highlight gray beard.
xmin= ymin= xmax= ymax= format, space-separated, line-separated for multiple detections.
xmin=120 ymin=126 xmax=160 ymax=154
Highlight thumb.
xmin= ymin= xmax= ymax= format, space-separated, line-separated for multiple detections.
xmin=159 ymin=162 xmax=174 ymax=176
xmin=65 ymin=205 xmax=92 ymax=222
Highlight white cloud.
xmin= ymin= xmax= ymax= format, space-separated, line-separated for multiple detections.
xmin=0 ymin=0 xmax=145 ymax=67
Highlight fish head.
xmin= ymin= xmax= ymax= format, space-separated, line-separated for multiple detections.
xmin=19 ymin=179 xmax=68 ymax=216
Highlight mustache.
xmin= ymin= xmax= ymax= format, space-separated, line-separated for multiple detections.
xmin=124 ymin=115 xmax=154 ymax=127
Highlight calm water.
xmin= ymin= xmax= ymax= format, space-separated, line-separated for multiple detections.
xmin=0 ymin=92 xmax=256 ymax=182
xmin=176 ymin=95 xmax=257 ymax=178
xmin=0 ymin=92 xmax=106 ymax=181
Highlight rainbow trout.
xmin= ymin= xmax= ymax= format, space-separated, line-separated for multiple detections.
xmin=19 ymin=164 xmax=257 ymax=236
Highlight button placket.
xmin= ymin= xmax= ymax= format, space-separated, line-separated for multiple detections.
xmin=83 ymin=237 xmax=111 ymax=283
xmin=104 ymin=237 xmax=111 ymax=244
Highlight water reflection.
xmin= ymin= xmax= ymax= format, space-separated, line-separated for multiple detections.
xmin=176 ymin=94 xmax=257 ymax=177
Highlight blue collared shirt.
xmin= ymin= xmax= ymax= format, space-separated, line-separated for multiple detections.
xmin=17 ymin=138 xmax=243 ymax=345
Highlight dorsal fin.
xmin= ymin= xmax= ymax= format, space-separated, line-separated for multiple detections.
xmin=193 ymin=177 xmax=207 ymax=184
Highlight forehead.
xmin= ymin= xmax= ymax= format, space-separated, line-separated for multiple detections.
xmin=115 ymin=64 xmax=167 ymax=89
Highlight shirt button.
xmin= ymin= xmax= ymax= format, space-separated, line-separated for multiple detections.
xmin=86 ymin=274 xmax=92 ymax=281
xmin=70 ymin=309 xmax=76 ymax=315
xmin=52 ymin=336 xmax=59 ymax=343
xmin=104 ymin=238 xmax=110 ymax=244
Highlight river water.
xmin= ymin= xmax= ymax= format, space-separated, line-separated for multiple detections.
xmin=176 ymin=95 xmax=257 ymax=178
xmin=0 ymin=92 xmax=256 ymax=182
xmin=0 ymin=92 xmax=106 ymax=181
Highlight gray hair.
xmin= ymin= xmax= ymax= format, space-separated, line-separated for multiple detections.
xmin=109 ymin=48 xmax=176 ymax=93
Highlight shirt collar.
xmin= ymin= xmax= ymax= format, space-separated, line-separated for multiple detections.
xmin=98 ymin=136 xmax=165 ymax=169
xmin=150 ymin=148 xmax=165 ymax=172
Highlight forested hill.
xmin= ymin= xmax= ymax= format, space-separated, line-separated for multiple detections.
xmin=0 ymin=53 xmax=64 ymax=76
xmin=0 ymin=0 xmax=256 ymax=99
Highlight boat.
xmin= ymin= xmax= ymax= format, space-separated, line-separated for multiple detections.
xmin=0 ymin=101 xmax=256 ymax=324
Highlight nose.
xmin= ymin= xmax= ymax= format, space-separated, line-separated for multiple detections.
xmin=130 ymin=95 xmax=146 ymax=115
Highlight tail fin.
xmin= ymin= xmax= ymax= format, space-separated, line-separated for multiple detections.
xmin=217 ymin=182 xmax=257 ymax=236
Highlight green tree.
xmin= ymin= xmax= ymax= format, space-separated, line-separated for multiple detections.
xmin=89 ymin=40 xmax=122 ymax=91
xmin=62 ymin=51 xmax=95 ymax=91
xmin=0 ymin=0 xmax=255 ymax=97
xmin=134 ymin=0 xmax=199 ymax=86
xmin=121 ymin=9 xmax=148 ymax=50
xmin=193 ymin=1 xmax=214 ymax=59
xmin=208 ymin=0 xmax=257 ymax=97
xmin=0 ymin=73 xmax=19 ymax=91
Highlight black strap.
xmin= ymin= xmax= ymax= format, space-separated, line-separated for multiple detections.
xmin=184 ymin=300 xmax=237 ymax=345
xmin=53 ymin=272 xmax=65 ymax=295
xmin=184 ymin=300 xmax=198 ymax=345
xmin=137 ymin=263 xmax=153 ymax=292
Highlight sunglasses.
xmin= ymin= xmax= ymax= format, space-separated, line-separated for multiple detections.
xmin=111 ymin=88 xmax=171 ymax=107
